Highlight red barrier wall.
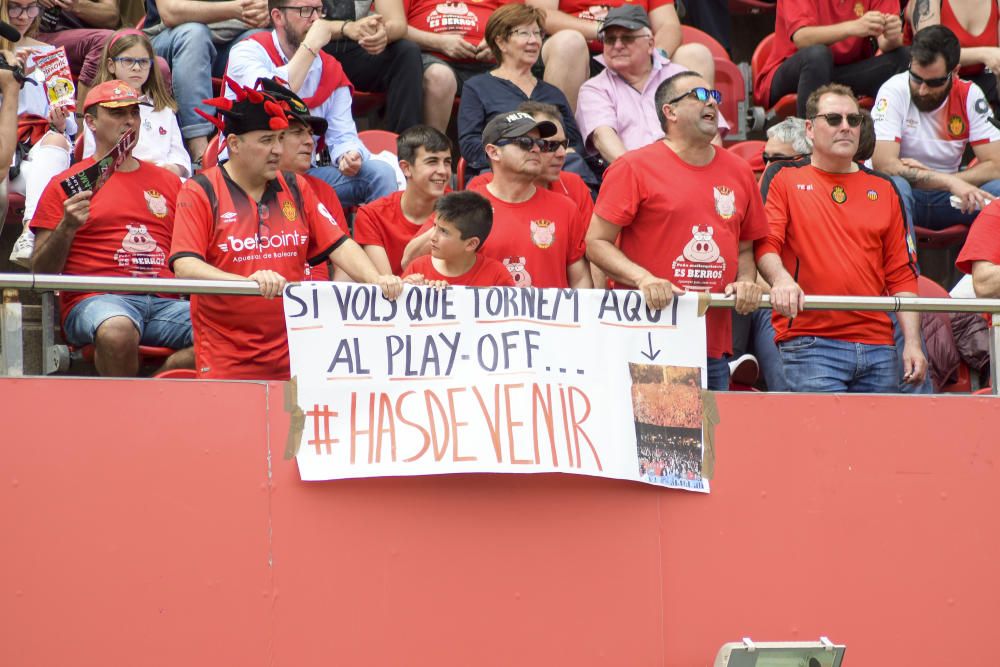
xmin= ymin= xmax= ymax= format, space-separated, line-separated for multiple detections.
xmin=2 ymin=378 xmax=998 ymax=666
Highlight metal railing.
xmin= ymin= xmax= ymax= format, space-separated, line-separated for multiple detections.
xmin=0 ymin=273 xmax=997 ymax=393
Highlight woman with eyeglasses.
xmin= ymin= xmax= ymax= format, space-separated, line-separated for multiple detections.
xmin=2 ymin=0 xmax=77 ymax=267
xmin=457 ymin=3 xmax=594 ymax=187
xmin=81 ymin=28 xmax=190 ymax=177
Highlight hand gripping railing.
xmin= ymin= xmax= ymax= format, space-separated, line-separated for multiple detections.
xmin=0 ymin=273 xmax=997 ymax=393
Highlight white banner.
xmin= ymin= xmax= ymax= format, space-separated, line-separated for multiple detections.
xmin=285 ymin=284 xmax=710 ymax=492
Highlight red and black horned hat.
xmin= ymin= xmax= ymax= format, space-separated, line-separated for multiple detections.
xmin=196 ymin=76 xmax=289 ymax=136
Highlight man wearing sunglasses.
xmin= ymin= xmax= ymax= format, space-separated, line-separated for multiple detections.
xmin=871 ymin=26 xmax=1000 ymax=232
xmin=576 ymin=5 xmax=728 ymax=167
xmin=756 ymin=84 xmax=927 ymax=394
xmin=225 ymin=0 xmax=398 ymax=209
xmin=469 ymin=111 xmax=593 ymax=289
xmin=587 ymin=71 xmax=768 ymax=391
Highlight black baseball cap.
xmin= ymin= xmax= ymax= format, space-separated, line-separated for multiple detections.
xmin=599 ymin=5 xmax=652 ymax=34
xmin=481 ymin=111 xmax=557 ymax=146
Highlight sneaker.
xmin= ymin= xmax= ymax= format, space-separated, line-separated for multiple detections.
xmin=9 ymin=227 xmax=35 ymax=269
xmin=728 ymin=353 xmax=759 ymax=387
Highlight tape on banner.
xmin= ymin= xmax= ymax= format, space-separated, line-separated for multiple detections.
xmin=284 ymin=377 xmax=305 ymax=459
xmin=697 ymin=291 xmax=711 ymax=317
xmin=700 ymin=389 xmax=719 ymax=480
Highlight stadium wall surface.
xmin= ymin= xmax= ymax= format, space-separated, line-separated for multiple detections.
xmin=2 ymin=377 xmax=998 ymax=666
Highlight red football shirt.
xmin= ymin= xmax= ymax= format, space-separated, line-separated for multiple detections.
xmin=468 ymin=181 xmax=588 ymax=289
xmin=754 ymin=0 xmax=900 ymax=106
xmin=31 ymin=159 xmax=183 ymax=325
xmin=956 ymin=202 xmax=1000 ymax=275
xmin=353 ymin=190 xmax=429 ymax=275
xmin=755 ymin=161 xmax=918 ymax=345
xmin=300 ymin=175 xmax=348 ymax=281
xmin=407 ymin=0 xmax=509 ymax=62
xmin=403 ymin=253 xmax=517 ymax=286
xmin=169 ymin=167 xmax=347 ymax=380
xmin=558 ymin=0 xmax=675 ymax=52
xmin=467 ymin=170 xmax=594 ymax=225
xmin=594 ymin=141 xmax=768 ymax=359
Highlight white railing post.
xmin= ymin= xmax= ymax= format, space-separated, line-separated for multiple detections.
xmin=0 ymin=288 xmax=23 ymax=377
xmin=991 ymin=313 xmax=999 ymax=396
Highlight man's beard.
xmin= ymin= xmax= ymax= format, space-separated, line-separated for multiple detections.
xmin=911 ymin=79 xmax=952 ymax=112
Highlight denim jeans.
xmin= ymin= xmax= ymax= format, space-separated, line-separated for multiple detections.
xmin=779 ymin=336 xmax=899 ymax=393
xmin=890 ymin=312 xmax=934 ymax=394
xmin=707 ymin=356 xmax=730 ymax=392
xmin=63 ymin=294 xmax=193 ymax=349
xmin=151 ymin=24 xmax=263 ymax=140
xmin=308 ymin=159 xmax=398 ymax=209
xmin=749 ymin=309 xmax=790 ymax=391
xmin=891 ymin=176 xmax=1000 ymax=232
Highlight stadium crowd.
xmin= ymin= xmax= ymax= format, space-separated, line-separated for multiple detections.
xmin=1 ymin=0 xmax=998 ymax=391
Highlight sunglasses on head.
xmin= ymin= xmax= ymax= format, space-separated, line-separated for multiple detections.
xmin=666 ymin=87 xmax=723 ymax=106
xmin=810 ymin=112 xmax=864 ymax=128
xmin=496 ymin=136 xmax=547 ymax=151
xmin=908 ymin=68 xmax=951 ymax=88
xmin=762 ymin=152 xmax=806 ymax=164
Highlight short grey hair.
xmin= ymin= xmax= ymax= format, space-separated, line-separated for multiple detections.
xmin=766 ymin=117 xmax=812 ymax=154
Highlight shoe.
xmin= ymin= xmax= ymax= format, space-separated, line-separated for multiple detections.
xmin=728 ymin=353 xmax=759 ymax=387
xmin=9 ymin=227 xmax=35 ymax=269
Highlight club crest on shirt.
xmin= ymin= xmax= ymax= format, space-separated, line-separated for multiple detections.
xmin=529 ymin=219 xmax=555 ymax=248
xmin=831 ymin=185 xmax=847 ymax=204
xmin=503 ymin=256 xmax=531 ymax=287
xmin=713 ymin=185 xmax=735 ymax=219
xmin=143 ymin=189 xmax=168 ymax=218
xmin=867 ymin=189 xmax=878 ymax=201
xmin=282 ymin=200 xmax=297 ymax=221
xmin=948 ymin=114 xmax=966 ymax=137
xmin=853 ymin=2 xmax=864 ymax=17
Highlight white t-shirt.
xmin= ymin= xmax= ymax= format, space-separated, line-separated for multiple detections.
xmin=872 ymin=71 xmax=1000 ymax=173
xmin=82 ymin=102 xmax=191 ymax=177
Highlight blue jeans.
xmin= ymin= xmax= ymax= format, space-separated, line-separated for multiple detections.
xmin=151 ymin=24 xmax=263 ymax=140
xmin=890 ymin=312 xmax=934 ymax=394
xmin=707 ymin=356 xmax=729 ymax=391
xmin=750 ymin=309 xmax=790 ymax=391
xmin=779 ymin=336 xmax=898 ymax=393
xmin=64 ymin=294 xmax=193 ymax=349
xmin=308 ymin=159 xmax=398 ymax=209
xmin=891 ymin=175 xmax=1000 ymax=232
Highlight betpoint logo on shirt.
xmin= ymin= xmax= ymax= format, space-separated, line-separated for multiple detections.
xmin=218 ymin=230 xmax=308 ymax=253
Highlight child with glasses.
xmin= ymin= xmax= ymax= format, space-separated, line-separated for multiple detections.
xmin=83 ymin=29 xmax=190 ymax=178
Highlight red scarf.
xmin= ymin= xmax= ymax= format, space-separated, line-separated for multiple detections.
xmin=245 ymin=32 xmax=353 ymax=108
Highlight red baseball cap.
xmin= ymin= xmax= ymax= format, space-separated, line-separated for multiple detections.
xmin=83 ymin=80 xmax=149 ymax=109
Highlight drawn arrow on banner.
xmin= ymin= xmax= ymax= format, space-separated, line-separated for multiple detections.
xmin=640 ymin=332 xmax=661 ymax=361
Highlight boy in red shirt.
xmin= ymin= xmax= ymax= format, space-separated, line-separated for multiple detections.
xmin=404 ymin=191 xmax=516 ymax=288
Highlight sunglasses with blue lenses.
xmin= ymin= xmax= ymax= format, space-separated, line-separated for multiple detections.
xmin=666 ymin=86 xmax=723 ymax=106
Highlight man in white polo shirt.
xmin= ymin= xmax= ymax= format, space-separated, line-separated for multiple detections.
xmin=872 ymin=25 xmax=1000 ymax=235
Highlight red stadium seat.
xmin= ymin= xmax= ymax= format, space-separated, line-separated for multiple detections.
xmin=6 ymin=192 xmax=25 ymax=230
xmin=358 ymin=129 xmax=399 ymax=155
xmin=201 ymin=133 xmax=223 ymax=170
xmin=714 ymin=57 xmax=749 ymax=141
xmin=352 ymin=91 xmax=386 ymax=119
xmin=728 ymin=140 xmax=765 ymax=174
xmin=914 ymin=224 xmax=968 ymax=250
xmin=680 ymin=25 xmax=729 ymax=61
xmin=751 ymin=33 xmax=796 ymax=118
xmin=73 ymin=134 xmax=84 ymax=163
xmin=456 ymin=157 xmax=467 ymax=191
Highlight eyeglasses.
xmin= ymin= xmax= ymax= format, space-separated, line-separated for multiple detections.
xmin=810 ymin=112 xmax=864 ymax=128
xmin=601 ymin=33 xmax=650 ymax=46
xmin=540 ymin=139 xmax=568 ymax=153
xmin=666 ymin=87 xmax=723 ymax=106
xmin=762 ymin=152 xmax=805 ymax=165
xmin=509 ymin=29 xmax=544 ymax=40
xmin=495 ymin=136 xmax=546 ymax=151
xmin=275 ymin=4 xmax=326 ymax=18
xmin=908 ymin=68 xmax=950 ymax=88
xmin=8 ymin=3 xmax=41 ymax=18
xmin=113 ymin=56 xmax=154 ymax=70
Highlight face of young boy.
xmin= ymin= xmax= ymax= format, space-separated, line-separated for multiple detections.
xmin=403 ymin=147 xmax=452 ymax=198
xmin=430 ymin=217 xmax=475 ymax=261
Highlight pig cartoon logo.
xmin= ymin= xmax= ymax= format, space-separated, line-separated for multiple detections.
xmin=682 ymin=225 xmax=722 ymax=264
xmin=503 ymin=256 xmax=532 ymax=287
xmin=144 ymin=189 xmax=168 ymax=218
xmin=529 ymin=219 xmax=555 ymax=249
xmin=114 ymin=223 xmax=166 ymax=275
xmin=579 ymin=5 xmax=610 ymax=21
xmin=713 ymin=185 xmax=735 ymax=220
xmin=427 ymin=2 xmax=477 ymax=31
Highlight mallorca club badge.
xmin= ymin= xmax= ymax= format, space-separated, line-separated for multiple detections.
xmin=831 ymin=185 xmax=847 ymax=205
xmin=948 ymin=114 xmax=966 ymax=138
xmin=282 ymin=200 xmax=297 ymax=221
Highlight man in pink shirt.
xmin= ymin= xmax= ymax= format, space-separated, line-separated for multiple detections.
xmin=575 ymin=5 xmax=728 ymax=166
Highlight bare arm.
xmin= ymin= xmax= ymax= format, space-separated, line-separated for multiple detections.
xmin=331 ymin=239 xmax=385 ymax=283
xmin=893 ymin=290 xmax=928 ymax=384
xmin=965 ymin=140 xmax=1000 ymax=185
xmin=756 ymin=251 xmax=804 ymax=318
xmin=649 ymin=4 xmax=682 ymax=57
xmin=31 ymin=191 xmax=92 ymax=274
xmin=971 ymin=260 xmax=1000 ymax=298
xmin=586 ymin=213 xmax=681 ymax=308
xmin=907 ymin=0 xmax=941 ymax=32
xmin=526 ymin=0 xmax=599 ymax=41
xmin=792 ymin=14 xmax=877 ymax=49
xmin=66 ymin=0 xmax=120 ymax=29
xmin=374 ymin=0 xmax=408 ymax=42
xmin=0 ymin=61 xmax=20 ymax=171
xmin=591 ymin=126 xmax=628 ymax=164
xmin=361 ymin=244 xmax=393 ymax=276
xmin=400 ymin=228 xmax=432 ymax=270
xmin=567 ymin=257 xmax=593 ymax=289
xmin=872 ymin=140 xmax=957 ymax=190
xmin=156 ymin=0 xmax=243 ymax=26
